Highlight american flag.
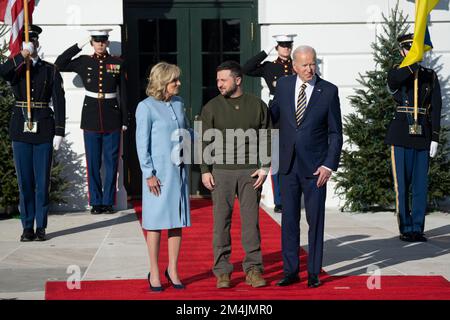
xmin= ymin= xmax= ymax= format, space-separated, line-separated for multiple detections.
xmin=0 ymin=0 xmax=37 ymax=56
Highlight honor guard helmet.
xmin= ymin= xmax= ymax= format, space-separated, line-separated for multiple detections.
xmin=88 ymin=29 xmax=113 ymax=42
xmin=273 ymin=34 xmax=297 ymax=48
xmin=23 ymin=24 xmax=42 ymax=41
xmin=397 ymin=33 xmax=414 ymax=50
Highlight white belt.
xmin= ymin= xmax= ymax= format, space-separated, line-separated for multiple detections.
xmin=85 ymin=91 xmax=117 ymax=99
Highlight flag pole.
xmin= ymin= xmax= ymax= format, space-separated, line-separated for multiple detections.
xmin=412 ymin=0 xmax=419 ymax=133
xmin=414 ymin=69 xmax=419 ymax=125
xmin=23 ymin=0 xmax=32 ymax=130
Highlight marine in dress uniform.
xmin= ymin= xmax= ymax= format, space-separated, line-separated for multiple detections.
xmin=242 ymin=34 xmax=297 ymax=213
xmin=55 ymin=29 xmax=128 ymax=214
xmin=0 ymin=25 xmax=66 ymax=241
xmin=385 ymin=34 xmax=442 ymax=242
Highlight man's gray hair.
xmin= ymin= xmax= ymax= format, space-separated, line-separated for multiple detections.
xmin=293 ymin=45 xmax=317 ymax=61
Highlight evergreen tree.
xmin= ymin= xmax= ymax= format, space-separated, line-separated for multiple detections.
xmin=428 ymin=127 xmax=450 ymax=209
xmin=334 ymin=4 xmax=450 ymax=212
xmin=425 ymin=52 xmax=450 ymax=210
xmin=49 ymin=134 xmax=86 ymax=207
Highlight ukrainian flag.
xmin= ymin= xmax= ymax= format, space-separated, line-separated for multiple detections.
xmin=400 ymin=0 xmax=439 ymax=68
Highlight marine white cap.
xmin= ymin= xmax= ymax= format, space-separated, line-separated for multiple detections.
xmin=88 ymin=29 xmax=113 ymax=38
xmin=272 ymin=34 xmax=297 ymax=43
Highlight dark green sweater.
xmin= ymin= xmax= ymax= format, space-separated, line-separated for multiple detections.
xmin=200 ymin=93 xmax=272 ymax=173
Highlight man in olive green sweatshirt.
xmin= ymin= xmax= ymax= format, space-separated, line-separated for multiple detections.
xmin=200 ymin=60 xmax=272 ymax=289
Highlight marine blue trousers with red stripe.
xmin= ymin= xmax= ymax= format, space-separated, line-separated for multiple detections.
xmin=83 ymin=130 xmax=121 ymax=207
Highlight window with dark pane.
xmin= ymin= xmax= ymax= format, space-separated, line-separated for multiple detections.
xmin=200 ymin=18 xmax=241 ymax=106
xmin=203 ymin=87 xmax=219 ymax=105
xmin=223 ymin=19 xmax=240 ymax=52
xmin=137 ymin=18 xmax=177 ymax=65
xmin=138 ymin=55 xmax=157 ymax=100
xmin=159 ymin=20 xmax=177 ymax=52
xmin=202 ymin=54 xmax=221 ymax=88
xmin=137 ymin=18 xmax=177 ymax=100
xmin=160 ymin=54 xmax=178 ymax=65
xmin=138 ymin=19 xmax=157 ymax=52
xmin=223 ymin=54 xmax=240 ymax=64
xmin=202 ymin=20 xmax=220 ymax=52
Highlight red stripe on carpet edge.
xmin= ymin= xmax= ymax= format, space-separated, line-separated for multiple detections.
xmin=45 ymin=199 xmax=450 ymax=300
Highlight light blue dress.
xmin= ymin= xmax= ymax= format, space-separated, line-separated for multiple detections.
xmin=135 ymin=96 xmax=191 ymax=230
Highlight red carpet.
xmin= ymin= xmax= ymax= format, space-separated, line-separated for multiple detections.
xmin=45 ymin=199 xmax=450 ymax=300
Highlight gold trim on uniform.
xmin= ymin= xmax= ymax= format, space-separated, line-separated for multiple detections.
xmin=396 ymin=106 xmax=427 ymax=114
xmin=399 ymin=40 xmax=413 ymax=45
xmin=391 ymin=146 xmax=400 ymax=218
xmin=15 ymin=101 xmax=49 ymax=108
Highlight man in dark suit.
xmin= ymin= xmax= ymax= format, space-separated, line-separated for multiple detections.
xmin=270 ymin=45 xmax=343 ymax=288
xmin=242 ymin=34 xmax=297 ymax=214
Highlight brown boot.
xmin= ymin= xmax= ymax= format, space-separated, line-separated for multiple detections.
xmin=245 ymin=268 xmax=266 ymax=288
xmin=216 ymin=273 xmax=231 ymax=289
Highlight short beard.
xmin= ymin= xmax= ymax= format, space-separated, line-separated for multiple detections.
xmin=221 ymin=83 xmax=237 ymax=98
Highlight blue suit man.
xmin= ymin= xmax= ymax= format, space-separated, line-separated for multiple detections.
xmin=270 ymin=46 xmax=343 ymax=288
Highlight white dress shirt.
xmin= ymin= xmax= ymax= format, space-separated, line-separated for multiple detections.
xmin=294 ymin=74 xmax=316 ymax=107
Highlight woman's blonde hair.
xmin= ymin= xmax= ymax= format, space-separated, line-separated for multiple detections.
xmin=146 ymin=62 xmax=181 ymax=100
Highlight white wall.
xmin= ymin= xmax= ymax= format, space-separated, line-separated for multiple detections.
xmin=258 ymin=0 xmax=450 ymax=209
xmin=34 ymin=0 xmax=123 ymax=25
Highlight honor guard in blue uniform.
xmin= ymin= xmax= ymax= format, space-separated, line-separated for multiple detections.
xmin=385 ymin=34 xmax=442 ymax=242
xmin=0 ymin=25 xmax=66 ymax=241
xmin=242 ymin=34 xmax=297 ymax=213
xmin=55 ymin=29 xmax=128 ymax=214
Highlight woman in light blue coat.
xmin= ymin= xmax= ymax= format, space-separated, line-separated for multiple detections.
xmin=135 ymin=62 xmax=191 ymax=291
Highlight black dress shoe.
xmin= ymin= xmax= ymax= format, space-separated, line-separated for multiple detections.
xmin=274 ymin=205 xmax=283 ymax=213
xmin=102 ymin=205 xmax=116 ymax=214
xmin=412 ymin=232 xmax=427 ymax=242
xmin=35 ymin=228 xmax=46 ymax=241
xmin=165 ymin=269 xmax=185 ymax=289
xmin=399 ymin=232 xmax=414 ymax=242
xmin=20 ymin=228 xmax=35 ymax=242
xmin=90 ymin=205 xmax=104 ymax=214
xmin=276 ymin=274 xmax=300 ymax=286
xmin=307 ymin=274 xmax=321 ymax=288
xmin=147 ymin=272 xmax=164 ymax=292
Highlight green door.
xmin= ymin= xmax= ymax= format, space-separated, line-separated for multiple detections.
xmin=124 ymin=3 xmax=258 ymax=197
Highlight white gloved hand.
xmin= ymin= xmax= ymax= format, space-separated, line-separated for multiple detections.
xmin=265 ymin=46 xmax=275 ymax=55
xmin=77 ymin=37 xmax=91 ymax=49
xmin=22 ymin=42 xmax=35 ymax=55
xmin=53 ymin=136 xmax=63 ymax=150
xmin=430 ymin=141 xmax=438 ymax=158
xmin=122 ymin=125 xmax=128 ymax=131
